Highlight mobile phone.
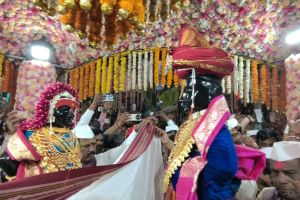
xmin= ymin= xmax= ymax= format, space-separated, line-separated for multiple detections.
xmin=127 ymin=113 xmax=142 ymax=122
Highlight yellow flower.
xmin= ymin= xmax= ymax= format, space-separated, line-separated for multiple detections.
xmin=106 ymin=57 xmax=113 ymax=93
xmin=113 ymin=54 xmax=120 ymax=93
xmin=120 ymin=56 xmax=127 ymax=92
xmin=95 ymin=59 xmax=102 ymax=94
xmin=154 ymin=48 xmax=160 ymax=86
xmin=161 ymin=48 xmax=167 ymax=87
xmin=101 ymin=57 xmax=107 ymax=94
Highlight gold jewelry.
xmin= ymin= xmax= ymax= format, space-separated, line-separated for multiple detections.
xmin=5 ymin=175 xmax=16 ymax=181
xmin=163 ymin=115 xmax=202 ymax=192
xmin=29 ymin=126 xmax=82 ymax=174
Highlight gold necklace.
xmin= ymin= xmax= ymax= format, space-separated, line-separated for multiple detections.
xmin=163 ymin=115 xmax=201 ymax=192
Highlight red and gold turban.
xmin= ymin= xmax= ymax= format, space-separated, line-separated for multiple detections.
xmin=172 ymin=27 xmax=234 ymax=79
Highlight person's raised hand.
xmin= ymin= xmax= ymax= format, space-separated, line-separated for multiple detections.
xmin=155 ymin=126 xmax=170 ymax=144
xmin=90 ymin=94 xmax=102 ymax=110
xmin=116 ymin=112 xmax=130 ymax=128
xmin=5 ymin=111 xmax=22 ymax=135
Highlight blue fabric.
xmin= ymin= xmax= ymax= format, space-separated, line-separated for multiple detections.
xmin=171 ymin=125 xmax=239 ymax=200
xmin=24 ymin=130 xmax=34 ymax=139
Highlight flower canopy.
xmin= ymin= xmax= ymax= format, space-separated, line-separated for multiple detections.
xmin=0 ymin=0 xmax=299 ymax=68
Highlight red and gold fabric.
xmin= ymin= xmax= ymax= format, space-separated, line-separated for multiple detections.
xmin=171 ymin=27 xmax=234 ymax=79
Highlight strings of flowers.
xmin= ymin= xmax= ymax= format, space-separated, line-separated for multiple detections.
xmin=238 ymin=57 xmax=244 ymax=100
xmin=106 ymin=57 xmax=113 ymax=93
xmin=266 ymin=67 xmax=271 ymax=109
xmin=154 ymin=48 xmax=160 ymax=87
xmin=244 ymin=60 xmax=251 ymax=104
xmin=95 ymin=59 xmax=102 ymax=94
xmin=120 ymin=55 xmax=127 ymax=92
xmin=1 ymin=60 xmax=10 ymax=92
xmin=113 ymin=54 xmax=120 ymax=93
xmin=126 ymin=53 xmax=132 ymax=91
xmin=161 ymin=48 xmax=167 ymax=87
xmin=260 ymin=65 xmax=267 ymax=104
xmin=251 ymin=60 xmax=259 ymax=104
xmin=137 ymin=51 xmax=143 ymax=90
xmin=149 ymin=51 xmax=154 ymax=89
xmin=89 ymin=61 xmax=96 ymax=97
xmin=84 ymin=64 xmax=90 ymax=100
xmin=132 ymin=51 xmax=137 ymax=90
xmin=79 ymin=66 xmax=84 ymax=101
xmin=101 ymin=57 xmax=107 ymax=94
xmin=272 ymin=67 xmax=279 ymax=112
xmin=143 ymin=51 xmax=148 ymax=91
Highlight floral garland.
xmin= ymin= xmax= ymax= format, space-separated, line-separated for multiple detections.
xmin=79 ymin=66 xmax=84 ymax=101
xmin=160 ymin=0 xmax=170 ymax=21
xmin=161 ymin=48 xmax=167 ymax=86
xmin=272 ymin=67 xmax=279 ymax=112
xmin=137 ymin=51 xmax=143 ymax=90
xmin=120 ymin=55 xmax=126 ymax=92
xmin=64 ymin=71 xmax=69 ymax=84
xmin=132 ymin=51 xmax=137 ymax=90
xmin=106 ymin=56 xmax=113 ymax=93
xmin=154 ymin=48 xmax=160 ymax=86
xmin=89 ymin=61 xmax=96 ymax=97
xmin=126 ymin=53 xmax=132 ymax=91
xmin=251 ymin=60 xmax=259 ymax=104
xmin=260 ymin=65 xmax=267 ymax=104
xmin=69 ymin=69 xmax=74 ymax=88
xmin=0 ymin=54 xmax=4 ymax=81
xmin=266 ymin=67 xmax=271 ymax=109
xmin=149 ymin=51 xmax=154 ymax=89
xmin=280 ymin=70 xmax=286 ymax=113
xmin=73 ymin=68 xmax=79 ymax=92
xmin=225 ymin=76 xmax=231 ymax=95
xmin=95 ymin=58 xmax=102 ymax=94
xmin=149 ymin=0 xmax=158 ymax=22
xmin=20 ymin=83 xmax=79 ymax=130
xmin=2 ymin=60 xmax=10 ymax=92
xmin=143 ymin=51 xmax=148 ymax=91
xmin=101 ymin=57 xmax=107 ymax=94
xmin=245 ymin=59 xmax=251 ymax=104
xmin=221 ymin=78 xmax=225 ymax=93
xmin=234 ymin=55 xmax=239 ymax=96
xmin=167 ymin=68 xmax=173 ymax=88
xmin=84 ymin=64 xmax=90 ymax=100
xmin=238 ymin=57 xmax=244 ymax=100
xmin=173 ymin=72 xmax=179 ymax=87
xmin=113 ymin=54 xmax=120 ymax=93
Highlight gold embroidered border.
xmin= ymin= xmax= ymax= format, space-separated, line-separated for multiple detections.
xmin=7 ymin=133 xmax=36 ymax=161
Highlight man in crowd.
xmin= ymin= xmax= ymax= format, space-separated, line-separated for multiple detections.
xmin=257 ymin=141 xmax=300 ymax=200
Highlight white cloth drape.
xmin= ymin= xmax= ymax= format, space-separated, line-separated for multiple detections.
xmin=68 ymin=131 xmax=164 ymax=200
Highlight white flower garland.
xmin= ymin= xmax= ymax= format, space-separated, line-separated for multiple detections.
xmin=226 ymin=76 xmax=231 ymax=94
xmin=238 ymin=57 xmax=244 ymax=100
xmin=132 ymin=51 xmax=137 ymax=90
xmin=221 ymin=78 xmax=225 ymax=94
xmin=146 ymin=0 xmax=151 ymax=23
xmin=245 ymin=59 xmax=251 ymax=104
xmin=126 ymin=53 xmax=132 ymax=91
xmin=143 ymin=51 xmax=148 ymax=91
xmin=64 ymin=72 xmax=68 ymax=83
xmin=149 ymin=51 xmax=154 ymax=89
xmin=137 ymin=51 xmax=143 ymax=90
xmin=234 ymin=55 xmax=239 ymax=95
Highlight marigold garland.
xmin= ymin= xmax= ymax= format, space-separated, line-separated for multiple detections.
xmin=280 ymin=70 xmax=286 ymax=113
xmin=0 ymin=54 xmax=4 ymax=79
xmin=73 ymin=67 xmax=79 ymax=92
xmin=272 ymin=67 xmax=279 ymax=112
xmin=120 ymin=55 xmax=127 ymax=92
xmin=2 ymin=60 xmax=10 ymax=92
xmin=266 ymin=67 xmax=271 ymax=109
xmin=154 ymin=48 xmax=160 ymax=86
xmin=95 ymin=59 xmax=102 ymax=94
xmin=84 ymin=63 xmax=90 ymax=100
xmin=89 ymin=61 xmax=96 ymax=97
xmin=161 ymin=48 xmax=167 ymax=87
xmin=173 ymin=72 xmax=179 ymax=87
xmin=106 ymin=56 xmax=113 ymax=93
xmin=260 ymin=65 xmax=267 ymax=104
xmin=101 ymin=57 xmax=107 ymax=94
xmin=69 ymin=69 xmax=74 ymax=88
xmin=149 ymin=0 xmax=158 ymax=22
xmin=167 ymin=68 xmax=173 ymax=88
xmin=74 ymin=4 xmax=88 ymax=37
xmin=251 ymin=60 xmax=259 ymax=103
xmin=79 ymin=66 xmax=84 ymax=101
xmin=113 ymin=54 xmax=120 ymax=93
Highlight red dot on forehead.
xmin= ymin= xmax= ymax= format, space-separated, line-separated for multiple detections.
xmin=274 ymin=161 xmax=285 ymax=169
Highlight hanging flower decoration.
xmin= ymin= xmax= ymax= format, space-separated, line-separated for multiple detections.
xmin=244 ymin=60 xmax=251 ymax=104
xmin=238 ymin=57 xmax=244 ymax=100
xmin=266 ymin=67 xmax=271 ymax=109
xmin=149 ymin=0 xmax=158 ymax=22
xmin=132 ymin=51 xmax=137 ymax=90
xmin=154 ymin=48 xmax=160 ymax=87
xmin=79 ymin=66 xmax=84 ymax=101
xmin=84 ymin=64 xmax=90 ymax=100
xmin=221 ymin=78 xmax=225 ymax=94
xmin=126 ymin=53 xmax=132 ymax=91
xmin=167 ymin=68 xmax=173 ymax=88
xmin=260 ymin=65 xmax=267 ymax=104
xmin=137 ymin=51 xmax=143 ymax=90
xmin=233 ymin=55 xmax=239 ymax=96
xmin=149 ymin=51 xmax=154 ymax=89
xmin=73 ymin=68 xmax=79 ymax=92
xmin=95 ymin=59 xmax=102 ymax=94
xmin=285 ymin=55 xmax=300 ymax=121
xmin=88 ymin=0 xmax=102 ymax=45
xmin=113 ymin=54 xmax=120 ymax=93
xmin=272 ymin=67 xmax=279 ymax=112
xmin=173 ymin=71 xmax=179 ymax=87
xmin=251 ymin=60 xmax=259 ymax=104
xmin=89 ymin=61 xmax=95 ymax=97
xmin=225 ymin=76 xmax=231 ymax=95
xmin=161 ymin=48 xmax=167 ymax=87
xmin=2 ymin=60 xmax=10 ymax=92
xmin=280 ymin=70 xmax=286 ymax=113
xmin=106 ymin=56 xmax=113 ymax=93
xmin=120 ymin=55 xmax=127 ymax=92
xmin=0 ymin=54 xmax=4 ymax=82
xmin=143 ymin=51 xmax=148 ymax=91
xmin=69 ymin=69 xmax=74 ymax=88
xmin=101 ymin=57 xmax=107 ymax=94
